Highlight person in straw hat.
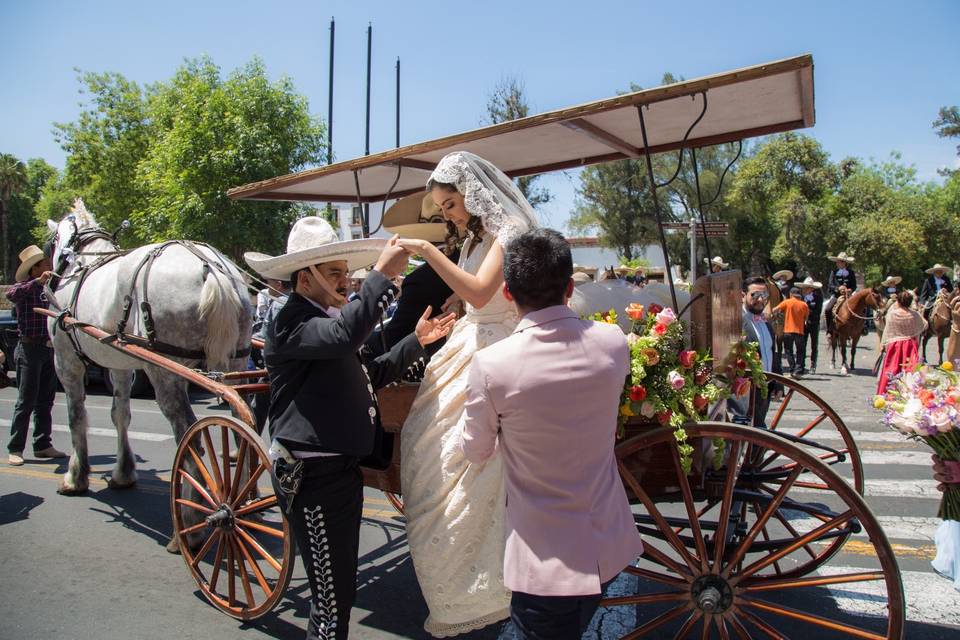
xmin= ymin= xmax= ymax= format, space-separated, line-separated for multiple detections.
xmin=824 ymin=251 xmax=857 ymax=333
xmin=772 ymin=269 xmax=794 ymax=297
xmin=798 ymin=276 xmax=824 ymax=373
xmin=365 ymin=192 xmax=461 ymax=361
xmin=5 ymin=245 xmax=68 ymax=466
xmin=918 ymin=264 xmax=954 ymax=320
xmin=703 ymin=256 xmax=729 ymax=274
xmin=880 ymin=275 xmax=902 ymax=298
xmin=246 ymin=216 xmax=455 ymax=640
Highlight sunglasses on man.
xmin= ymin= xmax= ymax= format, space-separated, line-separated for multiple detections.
xmin=749 ymin=291 xmax=770 ymax=301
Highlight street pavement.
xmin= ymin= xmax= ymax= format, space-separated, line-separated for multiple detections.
xmin=0 ymin=332 xmax=958 ymax=638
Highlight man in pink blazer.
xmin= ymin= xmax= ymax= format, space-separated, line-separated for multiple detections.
xmin=460 ymin=228 xmax=643 ymax=639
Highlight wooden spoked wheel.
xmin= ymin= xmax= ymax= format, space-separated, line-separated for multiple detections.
xmin=171 ymin=416 xmax=293 ymax=620
xmin=384 ymin=492 xmax=404 ymax=515
xmin=606 ymin=422 xmax=904 ymax=639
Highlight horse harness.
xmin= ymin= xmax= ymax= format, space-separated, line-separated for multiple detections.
xmin=50 ymin=227 xmax=250 ymax=367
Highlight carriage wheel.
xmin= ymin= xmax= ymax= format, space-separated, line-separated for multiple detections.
xmin=171 ymin=416 xmax=294 ymax=620
xmin=384 ymin=492 xmax=404 ymax=515
xmin=604 ymin=422 xmax=904 ymax=639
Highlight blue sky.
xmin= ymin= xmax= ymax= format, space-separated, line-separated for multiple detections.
xmin=2 ymin=0 xmax=958 ymax=231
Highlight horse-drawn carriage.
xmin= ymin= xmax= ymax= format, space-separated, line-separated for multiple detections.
xmin=43 ymin=55 xmax=906 ymax=638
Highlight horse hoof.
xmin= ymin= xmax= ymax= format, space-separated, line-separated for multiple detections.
xmin=57 ymin=482 xmax=89 ymax=496
xmin=165 ymin=537 xmax=181 ymax=555
xmin=107 ymin=477 xmax=137 ymax=490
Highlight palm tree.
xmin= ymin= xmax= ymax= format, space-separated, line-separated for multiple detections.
xmin=0 ymin=154 xmax=28 ymax=282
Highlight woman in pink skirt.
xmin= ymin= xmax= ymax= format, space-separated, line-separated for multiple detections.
xmin=877 ymin=290 xmax=927 ymax=395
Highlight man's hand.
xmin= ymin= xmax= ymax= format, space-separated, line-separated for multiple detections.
xmin=37 ymin=271 xmax=54 ymax=285
xmin=374 ymin=235 xmax=411 ymax=279
xmin=932 ymin=455 xmax=960 ymax=492
xmin=441 ymin=293 xmax=462 ymax=316
xmin=414 ymin=305 xmax=456 ymax=347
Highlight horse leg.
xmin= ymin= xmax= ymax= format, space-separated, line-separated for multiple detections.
xmin=840 ymin=339 xmax=849 ymax=375
xmin=107 ymin=369 xmax=137 ymax=489
xmin=145 ymin=365 xmax=203 ymax=554
xmin=850 ymin=336 xmax=860 ymax=372
xmin=829 ymin=332 xmax=837 ymax=369
xmin=55 ymin=349 xmax=91 ymax=495
xmin=939 ymin=336 xmax=946 ymax=365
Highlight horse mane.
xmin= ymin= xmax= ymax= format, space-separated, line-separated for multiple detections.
xmin=67 ymin=197 xmax=98 ymax=229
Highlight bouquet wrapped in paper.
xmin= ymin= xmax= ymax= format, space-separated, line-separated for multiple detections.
xmin=874 ymin=362 xmax=960 ymax=589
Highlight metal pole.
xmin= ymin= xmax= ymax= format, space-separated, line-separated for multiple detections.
xmin=363 ymin=23 xmax=372 ymax=237
xmin=326 ymin=17 xmax=335 ymax=223
xmin=637 ymin=106 xmax=679 ymax=313
xmin=395 ymin=57 xmax=400 ymax=148
xmin=689 ymin=217 xmax=696 ymax=282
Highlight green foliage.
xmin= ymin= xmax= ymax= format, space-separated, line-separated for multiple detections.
xmin=483 ymin=76 xmax=552 ymax=209
xmin=50 ymin=56 xmax=326 ymax=261
xmin=934 ymin=106 xmax=960 ymax=157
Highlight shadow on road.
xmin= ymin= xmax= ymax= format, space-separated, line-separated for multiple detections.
xmin=0 ymin=491 xmax=45 ymax=526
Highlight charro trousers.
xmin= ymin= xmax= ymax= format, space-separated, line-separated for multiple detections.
xmin=8 ymin=342 xmax=56 ymax=454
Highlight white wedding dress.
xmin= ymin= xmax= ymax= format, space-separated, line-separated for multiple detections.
xmin=401 ymin=231 xmax=517 ymax=636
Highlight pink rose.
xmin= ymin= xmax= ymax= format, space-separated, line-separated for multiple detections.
xmin=668 ymin=370 xmax=685 ymax=390
xmin=640 ymin=401 xmax=656 ymax=418
xmin=679 ymin=350 xmax=697 ymax=369
xmin=655 ymin=307 xmax=677 ymax=326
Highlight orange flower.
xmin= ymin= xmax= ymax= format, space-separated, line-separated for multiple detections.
xmin=641 ymin=348 xmax=660 ymax=366
xmin=626 ymin=303 xmax=645 ymax=321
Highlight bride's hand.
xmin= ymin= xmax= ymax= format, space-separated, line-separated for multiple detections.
xmin=397 ymin=238 xmax=430 ymax=256
xmin=415 ymin=306 xmax=457 ymax=347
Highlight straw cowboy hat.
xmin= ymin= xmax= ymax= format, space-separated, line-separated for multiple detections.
xmin=573 ymin=263 xmax=598 ymax=276
xmin=799 ymin=276 xmax=823 ymax=289
xmin=15 ymin=245 xmax=47 ymax=282
xmin=703 ymin=256 xmax=729 ymax=269
xmin=772 ymin=269 xmax=794 ymax=282
xmin=244 ymin=217 xmax=385 ymax=280
xmin=351 ymin=268 xmax=370 ymax=280
xmin=880 ymin=276 xmax=902 ymax=288
xmin=382 ymin=192 xmax=447 ymax=243
xmin=827 ymin=251 xmax=855 ymax=263
xmin=925 ymin=263 xmax=952 ymax=275
xmin=613 ymin=264 xmax=634 ymax=275
xmin=571 ymin=272 xmax=593 ymax=284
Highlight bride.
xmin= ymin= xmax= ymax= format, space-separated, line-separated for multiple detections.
xmin=397 ymin=151 xmax=538 ymax=636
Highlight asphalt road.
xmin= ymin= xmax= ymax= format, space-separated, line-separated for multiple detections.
xmin=1 ymin=332 xmax=958 ymax=639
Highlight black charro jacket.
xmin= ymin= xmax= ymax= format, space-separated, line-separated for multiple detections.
xmin=918 ymin=274 xmax=954 ymax=305
xmin=264 ymin=270 xmax=426 ymax=458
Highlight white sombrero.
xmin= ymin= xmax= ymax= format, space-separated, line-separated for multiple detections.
xmin=703 ymin=256 xmax=729 ymax=269
xmin=926 ymin=263 xmax=952 ymax=275
xmin=573 ymin=263 xmax=598 ymax=276
xmin=382 ymin=192 xmax=448 ymax=243
xmin=614 ymin=264 xmax=635 ymax=275
xmin=827 ymin=251 xmax=855 ymax=263
xmin=880 ymin=276 xmax=902 ymax=287
xmin=572 ymin=272 xmax=593 ymax=284
xmin=15 ymin=245 xmax=46 ymax=282
xmin=244 ymin=216 xmax=386 ymax=280
xmin=772 ymin=269 xmax=794 ymax=282
xmin=799 ymin=276 xmax=822 ymax=289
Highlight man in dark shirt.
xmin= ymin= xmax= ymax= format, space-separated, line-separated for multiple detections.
xmin=5 ymin=245 xmax=67 ymax=466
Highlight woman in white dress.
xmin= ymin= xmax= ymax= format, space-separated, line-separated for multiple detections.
xmin=396 ymin=152 xmax=538 ymax=637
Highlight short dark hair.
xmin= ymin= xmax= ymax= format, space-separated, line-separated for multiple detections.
xmin=742 ymin=276 xmax=767 ymax=292
xmin=503 ymin=228 xmax=572 ymax=311
xmin=897 ymin=290 xmax=914 ymax=309
xmin=789 ymin=287 xmax=802 ymax=297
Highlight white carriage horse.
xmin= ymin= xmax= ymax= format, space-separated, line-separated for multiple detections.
xmin=46 ymin=201 xmax=253 ymax=538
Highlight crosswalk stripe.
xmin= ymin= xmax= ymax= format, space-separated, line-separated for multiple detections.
xmin=0 ymin=418 xmax=174 ymax=442
xmin=818 ymin=566 xmax=959 ymax=626
xmin=790 ymin=515 xmax=940 ymax=542
xmin=790 ymin=478 xmax=940 ymax=499
xmin=775 ymin=427 xmax=914 ymax=444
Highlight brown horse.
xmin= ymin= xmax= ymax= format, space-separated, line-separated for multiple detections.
xmin=763 ymin=278 xmax=785 ymax=337
xmin=828 ymin=287 xmax=883 ymax=375
xmin=945 ymin=297 xmax=960 ymax=365
xmin=922 ymin=289 xmax=958 ymax=364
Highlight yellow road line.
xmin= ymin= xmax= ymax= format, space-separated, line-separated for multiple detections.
xmin=841 ymin=539 xmax=936 ymax=560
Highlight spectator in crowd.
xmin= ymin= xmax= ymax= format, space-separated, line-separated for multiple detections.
xmin=799 ymin=276 xmax=824 ymax=373
xmin=729 ymin=276 xmax=774 ymax=428
xmin=773 ymin=287 xmax=810 ymax=378
xmin=6 ymin=245 xmax=67 ymax=466
xmin=703 ymin=256 xmax=729 ymax=274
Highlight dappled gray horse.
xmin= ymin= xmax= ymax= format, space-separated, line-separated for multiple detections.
xmin=46 ymin=202 xmax=252 ymax=535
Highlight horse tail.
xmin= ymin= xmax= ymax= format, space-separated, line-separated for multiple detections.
xmin=198 ymin=268 xmax=243 ymax=372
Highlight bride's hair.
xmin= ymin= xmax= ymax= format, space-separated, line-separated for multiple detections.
xmin=429 ymin=179 xmax=485 ymax=249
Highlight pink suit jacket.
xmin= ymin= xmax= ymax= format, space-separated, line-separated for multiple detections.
xmin=460 ymin=304 xmax=643 ymax=596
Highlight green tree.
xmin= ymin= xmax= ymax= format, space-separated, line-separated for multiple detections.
xmin=0 ymin=153 xmax=28 ymax=281
xmin=726 ymin=133 xmax=839 ymax=276
xmin=568 ymin=159 xmax=660 ymax=261
xmin=52 ymin=56 xmax=326 ymax=260
xmin=5 ymin=159 xmax=62 ymax=273
xmin=934 ymin=106 xmax=960 ymax=153
xmin=483 ymin=76 xmax=552 ymax=209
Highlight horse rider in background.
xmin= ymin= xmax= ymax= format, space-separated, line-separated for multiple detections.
xmin=824 ymin=251 xmax=857 ymax=334
xmin=918 ymin=263 xmax=954 ymax=321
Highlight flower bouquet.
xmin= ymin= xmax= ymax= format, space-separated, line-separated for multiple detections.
xmin=592 ymin=303 xmax=730 ymax=473
xmin=874 ymin=362 xmax=960 ymax=589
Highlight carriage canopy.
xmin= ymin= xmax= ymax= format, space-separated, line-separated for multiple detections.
xmin=227 ymin=54 xmax=814 ymax=204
